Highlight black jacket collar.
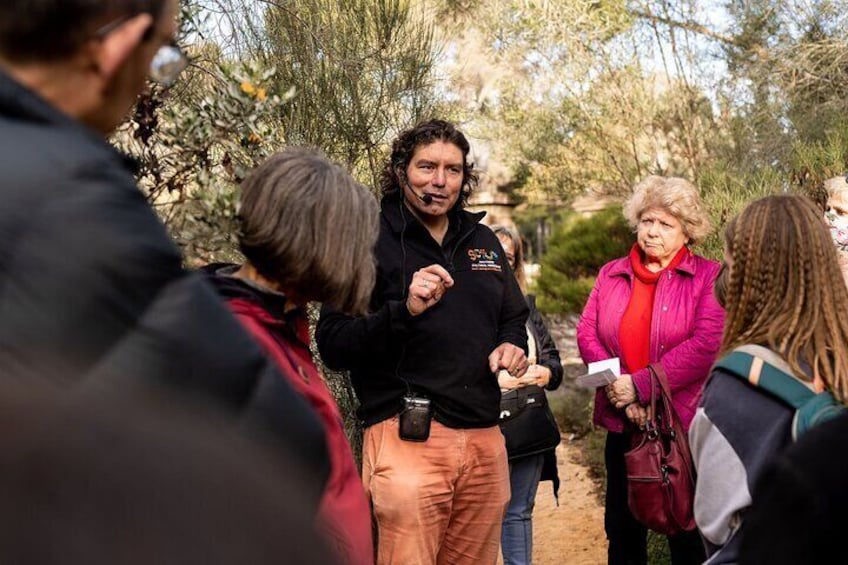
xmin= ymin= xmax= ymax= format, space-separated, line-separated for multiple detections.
xmin=381 ymin=193 xmax=486 ymax=243
xmin=0 ymin=67 xmax=140 ymax=174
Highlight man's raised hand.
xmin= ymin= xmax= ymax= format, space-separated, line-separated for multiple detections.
xmin=406 ymin=264 xmax=454 ymax=316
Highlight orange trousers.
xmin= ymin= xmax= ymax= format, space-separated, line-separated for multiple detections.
xmin=363 ymin=416 xmax=510 ymax=565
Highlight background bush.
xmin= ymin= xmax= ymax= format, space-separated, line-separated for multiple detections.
xmin=535 ymin=206 xmax=633 ymax=314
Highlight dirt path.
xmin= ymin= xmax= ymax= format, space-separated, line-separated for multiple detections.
xmin=528 ymin=440 xmax=607 ymax=564
xmin=525 ymin=315 xmax=607 ymax=564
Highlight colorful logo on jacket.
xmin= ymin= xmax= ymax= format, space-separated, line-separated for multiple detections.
xmin=467 ymin=248 xmax=503 ymax=272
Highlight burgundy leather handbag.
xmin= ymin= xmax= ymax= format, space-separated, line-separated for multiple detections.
xmin=624 ymin=364 xmax=697 ymax=535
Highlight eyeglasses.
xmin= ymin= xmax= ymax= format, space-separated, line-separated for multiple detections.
xmin=148 ymin=42 xmax=188 ymax=86
xmin=95 ymin=16 xmax=188 ymax=87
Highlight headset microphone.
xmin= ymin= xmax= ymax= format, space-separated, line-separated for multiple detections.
xmin=400 ymin=170 xmax=433 ymax=205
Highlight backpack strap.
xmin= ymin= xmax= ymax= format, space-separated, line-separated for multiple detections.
xmin=713 ymin=345 xmax=816 ymax=410
xmin=714 ymin=345 xmax=845 ymax=440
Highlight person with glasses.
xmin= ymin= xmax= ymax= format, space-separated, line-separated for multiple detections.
xmin=822 ymin=175 xmax=848 ymax=287
xmin=491 ymin=224 xmax=563 ymax=565
xmin=0 ymin=0 xmax=332 ymax=526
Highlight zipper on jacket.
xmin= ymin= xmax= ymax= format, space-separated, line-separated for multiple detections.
xmin=446 ymin=226 xmax=478 ymax=271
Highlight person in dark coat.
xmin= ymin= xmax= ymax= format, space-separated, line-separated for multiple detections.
xmin=0 ymin=0 xmax=329 ymax=502
xmin=739 ymin=411 xmax=848 ymax=564
xmin=492 ymin=224 xmax=564 ymax=565
xmin=0 ymin=381 xmax=337 ymax=565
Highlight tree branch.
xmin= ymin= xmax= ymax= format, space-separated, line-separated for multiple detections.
xmin=629 ymin=8 xmax=741 ymax=49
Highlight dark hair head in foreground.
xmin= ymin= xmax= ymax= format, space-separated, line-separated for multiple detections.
xmin=0 ymin=0 xmax=168 ymax=63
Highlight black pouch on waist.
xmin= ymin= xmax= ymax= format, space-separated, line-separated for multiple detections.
xmin=399 ymin=395 xmax=432 ymax=442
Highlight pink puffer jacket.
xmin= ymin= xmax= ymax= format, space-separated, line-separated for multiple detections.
xmin=577 ymin=250 xmax=724 ymax=433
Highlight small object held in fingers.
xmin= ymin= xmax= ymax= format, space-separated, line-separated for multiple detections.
xmin=497 ymin=369 xmax=519 ymax=389
xmin=517 ymin=374 xmax=537 ymax=385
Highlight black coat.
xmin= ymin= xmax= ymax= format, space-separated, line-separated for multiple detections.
xmin=740 ymin=412 xmax=848 ymax=564
xmin=0 ymin=70 xmax=329 ymax=499
xmin=317 ymin=195 xmax=529 ymax=428
xmin=526 ymin=294 xmax=564 ymax=391
xmin=521 ymin=295 xmax=563 ymax=494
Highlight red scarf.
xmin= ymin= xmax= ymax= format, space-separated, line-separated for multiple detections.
xmin=619 ymin=244 xmax=688 ymax=374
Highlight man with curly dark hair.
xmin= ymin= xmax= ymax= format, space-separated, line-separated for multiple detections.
xmin=317 ymin=119 xmax=530 ymax=565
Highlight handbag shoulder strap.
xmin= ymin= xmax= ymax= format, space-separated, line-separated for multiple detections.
xmin=649 ymin=364 xmax=674 ymax=402
xmin=648 ymin=364 xmax=674 ymax=425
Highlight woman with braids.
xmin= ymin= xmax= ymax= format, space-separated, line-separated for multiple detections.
xmin=577 ymin=176 xmax=724 ymax=565
xmin=688 ymin=194 xmax=848 ymax=565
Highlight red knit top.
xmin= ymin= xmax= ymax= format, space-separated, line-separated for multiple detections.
xmin=619 ymin=244 xmax=688 ymax=376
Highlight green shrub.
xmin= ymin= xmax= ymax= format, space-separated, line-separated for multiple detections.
xmin=696 ymin=164 xmax=786 ymax=260
xmin=647 ymin=531 xmax=672 ymax=564
xmin=549 ymin=385 xmax=594 ymax=438
xmin=535 ymin=206 xmax=633 ymax=314
xmin=542 ymin=206 xmax=633 ymax=278
xmin=536 ymin=276 xmax=596 ymax=315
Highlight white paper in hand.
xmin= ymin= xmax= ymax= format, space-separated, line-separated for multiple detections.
xmin=576 ymin=358 xmax=621 ymax=389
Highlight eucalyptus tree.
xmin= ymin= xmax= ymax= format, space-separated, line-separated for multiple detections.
xmin=198 ymin=0 xmax=438 ymax=190
xmin=434 ymin=0 xmax=723 ymax=200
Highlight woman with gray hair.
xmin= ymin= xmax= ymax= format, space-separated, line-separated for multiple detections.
xmin=577 ymin=176 xmax=724 ymax=564
xmin=204 ymin=147 xmax=379 ymax=565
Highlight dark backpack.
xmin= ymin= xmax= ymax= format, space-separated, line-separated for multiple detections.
xmin=713 ymin=345 xmax=846 ymax=440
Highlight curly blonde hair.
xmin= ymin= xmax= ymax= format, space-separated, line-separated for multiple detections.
xmin=721 ymin=194 xmax=848 ymax=403
xmin=623 ymin=176 xmax=711 ymax=245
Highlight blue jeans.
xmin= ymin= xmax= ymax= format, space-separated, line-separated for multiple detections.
xmin=501 ymin=453 xmax=545 ymax=565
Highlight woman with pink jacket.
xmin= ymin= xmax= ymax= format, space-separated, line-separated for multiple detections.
xmin=577 ymin=176 xmax=724 ymax=565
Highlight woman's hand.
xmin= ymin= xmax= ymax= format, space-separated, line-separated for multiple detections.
xmin=497 ymin=370 xmax=522 ymax=390
xmin=520 ymin=364 xmax=552 ymax=388
xmin=606 ymin=374 xmax=637 ymax=409
xmin=625 ymin=403 xmax=653 ymax=428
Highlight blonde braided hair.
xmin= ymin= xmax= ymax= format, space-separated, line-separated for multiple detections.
xmin=721 ymin=195 xmax=848 ymax=403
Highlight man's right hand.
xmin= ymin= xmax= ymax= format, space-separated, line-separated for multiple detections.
xmin=406 ymin=264 xmax=454 ymax=316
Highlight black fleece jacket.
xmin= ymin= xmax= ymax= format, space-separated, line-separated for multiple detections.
xmin=316 ymin=195 xmax=529 ymax=428
xmin=0 ymin=70 xmax=330 ymax=500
